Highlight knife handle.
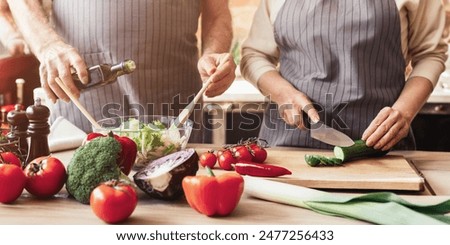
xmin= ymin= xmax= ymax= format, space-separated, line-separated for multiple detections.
xmin=302 ymin=110 xmax=312 ymax=129
xmin=302 ymin=104 xmax=321 ymax=130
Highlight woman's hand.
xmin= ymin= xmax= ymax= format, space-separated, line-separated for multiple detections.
xmin=198 ymin=52 xmax=236 ymax=97
xmin=277 ymin=89 xmax=320 ymax=130
xmin=37 ymin=40 xmax=88 ymax=103
xmin=362 ymin=107 xmax=411 ymax=151
xmin=257 ymin=71 xmax=320 ymax=130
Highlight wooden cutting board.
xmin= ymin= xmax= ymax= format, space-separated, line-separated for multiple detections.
xmin=202 ymin=148 xmax=425 ymax=191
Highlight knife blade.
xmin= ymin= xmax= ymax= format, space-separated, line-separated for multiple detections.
xmin=310 ymin=121 xmax=355 ymax=147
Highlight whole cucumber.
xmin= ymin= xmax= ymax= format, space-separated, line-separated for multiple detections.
xmin=333 ymin=139 xmax=389 ymax=162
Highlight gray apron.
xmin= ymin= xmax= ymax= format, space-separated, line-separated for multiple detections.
xmin=50 ymin=0 xmax=203 ymax=142
xmin=260 ymin=0 xmax=415 ymax=150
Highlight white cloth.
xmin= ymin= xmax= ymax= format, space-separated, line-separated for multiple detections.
xmin=48 ymin=116 xmax=86 ymax=152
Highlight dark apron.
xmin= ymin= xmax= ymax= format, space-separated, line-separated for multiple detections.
xmin=260 ymin=0 xmax=415 ymax=150
xmin=50 ymin=0 xmax=203 ymax=142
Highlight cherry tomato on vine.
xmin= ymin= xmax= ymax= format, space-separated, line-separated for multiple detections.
xmin=0 ymin=163 xmax=26 ymax=203
xmin=90 ymin=180 xmax=138 ymax=224
xmin=232 ymin=145 xmax=253 ymax=162
xmin=217 ymin=149 xmax=237 ymax=171
xmin=216 ymin=149 xmax=224 ymax=158
xmin=199 ymin=151 xmax=217 ymax=168
xmin=24 ymin=156 xmax=67 ymax=198
xmin=249 ymin=144 xmax=267 ymax=163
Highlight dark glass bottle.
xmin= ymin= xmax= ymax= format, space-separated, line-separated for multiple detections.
xmin=72 ymin=59 xmax=136 ymax=91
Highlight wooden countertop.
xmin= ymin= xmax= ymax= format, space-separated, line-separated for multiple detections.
xmin=1 ymin=145 xmax=449 ymax=225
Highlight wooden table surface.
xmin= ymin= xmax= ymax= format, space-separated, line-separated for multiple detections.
xmin=1 ymin=145 xmax=449 ymax=225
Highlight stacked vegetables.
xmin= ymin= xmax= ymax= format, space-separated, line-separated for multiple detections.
xmin=66 ymin=132 xmax=139 ymax=223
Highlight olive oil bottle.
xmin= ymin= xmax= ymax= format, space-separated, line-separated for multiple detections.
xmin=72 ymin=59 xmax=136 ymax=91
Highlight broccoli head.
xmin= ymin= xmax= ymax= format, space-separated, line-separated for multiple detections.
xmin=66 ymin=136 xmax=122 ymax=204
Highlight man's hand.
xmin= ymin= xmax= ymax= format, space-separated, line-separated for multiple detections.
xmin=198 ymin=52 xmax=236 ymax=97
xmin=38 ymin=40 xmax=88 ymax=103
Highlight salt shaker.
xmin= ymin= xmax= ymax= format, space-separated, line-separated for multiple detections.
xmin=25 ymin=98 xmax=50 ymax=165
xmin=15 ymin=78 xmax=25 ymax=105
xmin=7 ymin=104 xmax=29 ymax=154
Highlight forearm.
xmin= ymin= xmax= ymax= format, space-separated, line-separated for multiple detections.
xmin=7 ymin=0 xmax=87 ymax=102
xmin=7 ymin=0 xmax=61 ymax=59
xmin=392 ymin=76 xmax=433 ymax=123
xmin=200 ymin=0 xmax=232 ymax=54
xmin=239 ymin=0 xmax=279 ymax=89
xmin=258 ymin=70 xmax=320 ymax=125
xmin=406 ymin=0 xmax=447 ymax=87
xmin=0 ymin=1 xmax=20 ymax=46
xmin=258 ymin=70 xmax=299 ymax=104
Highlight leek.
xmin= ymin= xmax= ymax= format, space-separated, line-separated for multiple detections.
xmin=244 ymin=177 xmax=450 ymax=225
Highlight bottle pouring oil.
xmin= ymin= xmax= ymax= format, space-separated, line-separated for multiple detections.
xmin=72 ymin=59 xmax=136 ymax=91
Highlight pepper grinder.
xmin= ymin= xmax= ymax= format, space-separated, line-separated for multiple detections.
xmin=25 ymin=98 xmax=50 ymax=165
xmin=7 ymin=104 xmax=29 ymax=154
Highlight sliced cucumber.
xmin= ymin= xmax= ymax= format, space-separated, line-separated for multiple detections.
xmin=333 ymin=139 xmax=388 ymax=162
xmin=305 ymin=140 xmax=388 ymax=167
xmin=304 ymin=154 xmax=343 ymax=167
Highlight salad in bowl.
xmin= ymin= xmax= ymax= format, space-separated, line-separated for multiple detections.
xmin=94 ymin=115 xmax=193 ymax=169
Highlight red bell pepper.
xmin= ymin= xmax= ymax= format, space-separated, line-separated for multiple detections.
xmin=182 ymin=167 xmax=244 ymax=216
xmin=86 ymin=132 xmax=137 ymax=175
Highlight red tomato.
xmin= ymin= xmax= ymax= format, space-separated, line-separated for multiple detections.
xmin=0 ymin=152 xmax=22 ymax=167
xmin=199 ymin=151 xmax=217 ymax=168
xmin=232 ymin=145 xmax=253 ymax=162
xmin=0 ymin=163 xmax=26 ymax=203
xmin=217 ymin=149 xmax=237 ymax=171
xmin=90 ymin=180 xmax=138 ymax=224
xmin=249 ymin=144 xmax=268 ymax=163
xmin=216 ymin=149 xmax=224 ymax=158
xmin=24 ymin=156 xmax=67 ymax=198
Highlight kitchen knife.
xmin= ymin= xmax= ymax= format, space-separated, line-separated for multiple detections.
xmin=310 ymin=121 xmax=355 ymax=147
